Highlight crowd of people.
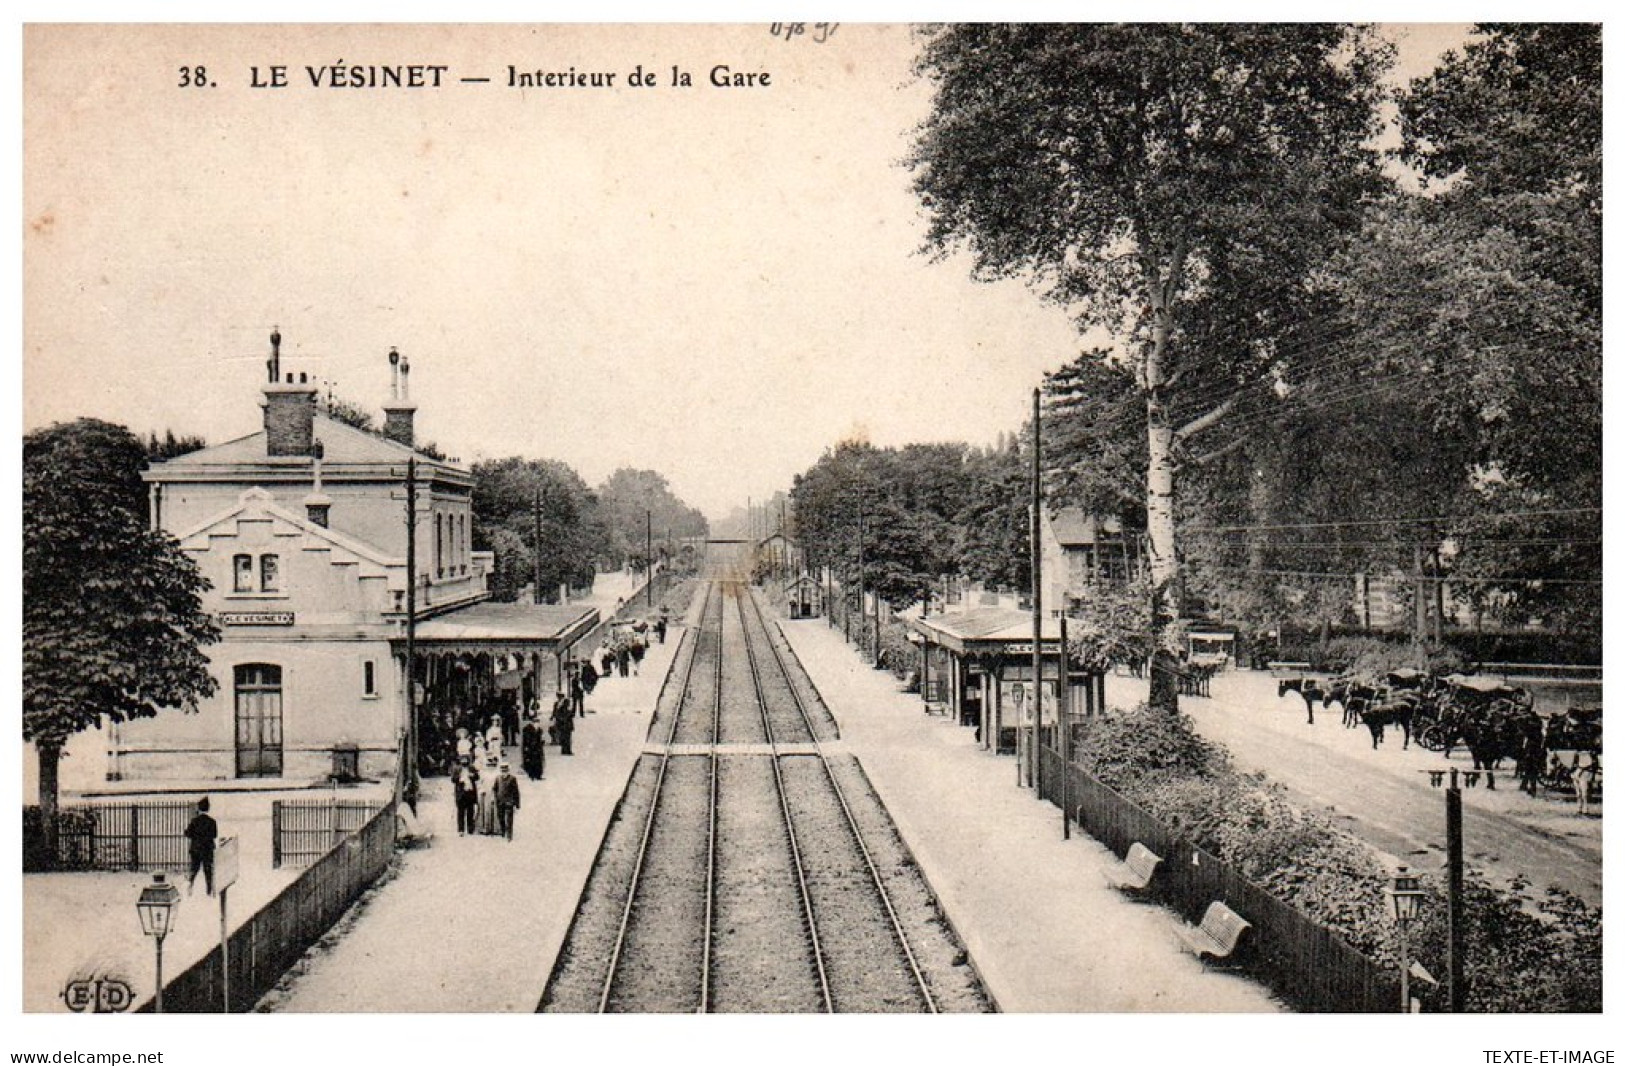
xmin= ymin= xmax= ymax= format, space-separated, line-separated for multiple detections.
xmin=444 ymin=607 xmax=672 ymax=842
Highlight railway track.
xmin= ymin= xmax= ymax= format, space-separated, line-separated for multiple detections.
xmin=539 ymin=578 xmax=991 ymax=1013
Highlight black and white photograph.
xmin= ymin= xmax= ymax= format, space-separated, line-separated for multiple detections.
xmin=11 ymin=11 xmax=1612 ymax=1064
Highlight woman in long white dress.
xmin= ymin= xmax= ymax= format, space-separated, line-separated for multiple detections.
xmin=476 ymin=752 xmax=500 ymax=835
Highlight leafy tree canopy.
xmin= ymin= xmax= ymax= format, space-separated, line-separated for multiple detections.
xmin=24 ymin=419 xmax=221 ymax=811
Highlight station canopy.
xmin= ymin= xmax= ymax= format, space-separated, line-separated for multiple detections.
xmin=908 ymin=607 xmax=1063 ymax=655
xmin=407 ymin=601 xmax=600 ymax=657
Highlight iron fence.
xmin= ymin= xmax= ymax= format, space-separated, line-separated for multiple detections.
xmin=142 ymin=797 xmax=398 ymax=1012
xmin=1039 ymin=746 xmax=1399 ymax=1013
xmin=272 ymin=799 xmax=385 ymax=869
xmin=42 ymin=801 xmax=196 ymax=873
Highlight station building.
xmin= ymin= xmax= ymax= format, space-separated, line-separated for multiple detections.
xmin=112 ymin=333 xmax=597 ymax=784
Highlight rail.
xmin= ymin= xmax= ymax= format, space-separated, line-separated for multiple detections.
xmin=737 ymin=581 xmax=834 ymax=1012
xmin=739 ymin=583 xmax=936 ymax=1013
xmin=598 ymin=578 xmax=718 ymax=1014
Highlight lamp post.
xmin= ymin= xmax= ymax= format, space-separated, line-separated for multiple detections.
xmin=136 ymin=872 xmax=180 ymax=1012
xmin=1388 ymin=865 xmax=1426 ymax=1013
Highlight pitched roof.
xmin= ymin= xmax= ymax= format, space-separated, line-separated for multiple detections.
xmin=910 ymin=607 xmax=1062 ymax=645
xmin=147 ymin=414 xmax=465 ymax=480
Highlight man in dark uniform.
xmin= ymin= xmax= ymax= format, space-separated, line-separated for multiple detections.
xmin=552 ymin=694 xmax=576 ymax=756
xmin=493 ymin=763 xmax=522 ymax=841
xmin=521 ymin=715 xmax=546 ymax=780
xmin=452 ymin=758 xmax=480 ymax=836
xmin=185 ymin=797 xmax=218 ymax=897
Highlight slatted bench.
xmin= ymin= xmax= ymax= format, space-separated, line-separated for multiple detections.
xmin=1177 ymin=901 xmax=1251 ymax=962
xmin=1103 ymin=842 xmax=1163 ymax=894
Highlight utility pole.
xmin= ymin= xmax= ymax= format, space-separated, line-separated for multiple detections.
xmin=533 ymin=484 xmax=544 ymax=605
xmin=1060 ymin=611 xmax=1069 ymax=840
xmin=646 ymin=509 xmax=654 ymax=606
xmin=1030 ymin=387 xmax=1043 ymax=793
xmin=405 ymin=458 xmax=418 ymax=776
xmin=857 ymin=492 xmax=867 ymax=662
xmin=1447 ymin=768 xmax=1465 ymax=1011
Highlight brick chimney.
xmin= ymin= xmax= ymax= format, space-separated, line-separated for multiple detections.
xmin=382 ymin=347 xmax=417 ymax=448
xmin=262 ymin=329 xmax=318 ymax=457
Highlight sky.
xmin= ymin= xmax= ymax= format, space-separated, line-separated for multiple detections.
xmin=23 ymin=23 xmax=1472 ymax=522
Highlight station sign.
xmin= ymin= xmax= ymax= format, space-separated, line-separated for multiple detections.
xmin=220 ymin=611 xmax=295 ymax=626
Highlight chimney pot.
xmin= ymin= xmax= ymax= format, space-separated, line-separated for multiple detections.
xmin=382 ymin=348 xmax=417 ymax=448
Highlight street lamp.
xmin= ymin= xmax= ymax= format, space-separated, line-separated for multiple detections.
xmin=1388 ymin=865 xmax=1426 ymax=1013
xmin=136 ymin=872 xmax=180 ymax=1012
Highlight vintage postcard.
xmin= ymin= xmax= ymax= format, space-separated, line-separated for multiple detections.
xmin=15 ymin=18 xmax=1609 ymax=1065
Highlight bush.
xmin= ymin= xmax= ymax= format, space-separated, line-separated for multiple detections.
xmin=1071 ymin=702 xmax=1602 ymax=1011
xmin=876 ymin=617 xmax=916 ymax=679
xmin=21 ymin=806 xmax=97 ymax=872
xmin=1071 ymin=703 xmax=1230 ymax=793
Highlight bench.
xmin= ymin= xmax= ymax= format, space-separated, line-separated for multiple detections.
xmin=1176 ymin=901 xmax=1251 ymax=962
xmin=1103 ymin=842 xmax=1162 ymax=894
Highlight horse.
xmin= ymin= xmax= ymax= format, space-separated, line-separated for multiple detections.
xmin=1358 ymin=694 xmax=1418 ymax=750
xmin=1278 ymin=676 xmax=1324 ymax=725
xmin=1324 ymin=676 xmax=1382 ymax=729
xmin=1571 ymin=754 xmax=1601 ymax=817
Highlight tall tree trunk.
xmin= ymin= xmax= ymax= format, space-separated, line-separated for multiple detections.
xmin=1141 ymin=241 xmax=1187 ymax=715
xmin=37 ymin=737 xmax=62 ymax=867
xmin=1145 ymin=345 xmax=1181 ymax=714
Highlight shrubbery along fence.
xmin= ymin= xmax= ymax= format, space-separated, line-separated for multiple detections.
xmin=1039 ymin=746 xmax=1399 ymax=1013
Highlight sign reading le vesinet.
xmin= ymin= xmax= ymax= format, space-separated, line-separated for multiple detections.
xmin=219 ymin=610 xmax=296 ymax=626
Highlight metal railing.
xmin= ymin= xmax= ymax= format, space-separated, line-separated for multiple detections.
xmin=1039 ymin=747 xmax=1399 ymax=1013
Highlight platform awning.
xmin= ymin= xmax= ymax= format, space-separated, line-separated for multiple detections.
xmin=907 ymin=607 xmax=1063 ymax=656
xmin=403 ymin=602 xmax=600 ymax=657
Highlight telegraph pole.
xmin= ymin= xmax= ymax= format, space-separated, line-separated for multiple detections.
xmin=1030 ymin=387 xmax=1043 ymax=793
xmin=405 ymin=458 xmax=418 ymax=775
xmin=646 ymin=509 xmax=654 ymax=606
xmin=857 ymin=493 xmax=867 ymax=662
xmin=533 ymin=485 xmax=544 ymax=605
xmin=1447 ymin=768 xmax=1465 ymax=1011
xmin=1060 ymin=611 xmax=1069 ymax=839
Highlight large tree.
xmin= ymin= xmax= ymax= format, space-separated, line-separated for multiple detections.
xmin=909 ymin=24 xmax=1390 ymax=709
xmin=597 ymin=468 xmax=709 ymax=569
xmin=23 ymin=419 xmax=220 ymax=840
xmin=470 ymin=457 xmax=605 ymax=602
xmin=1391 ymin=24 xmax=1602 ymax=643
